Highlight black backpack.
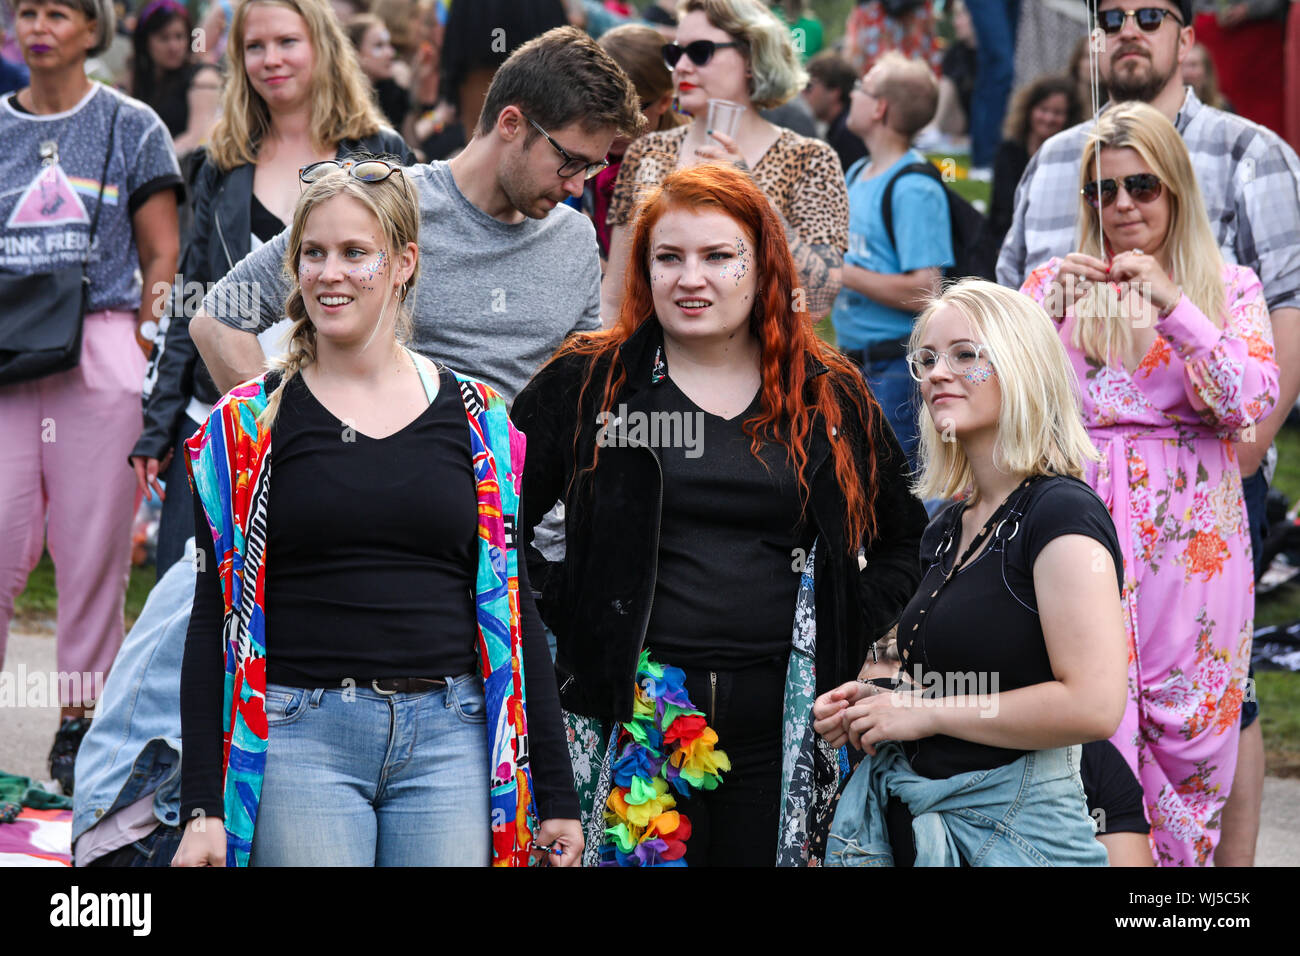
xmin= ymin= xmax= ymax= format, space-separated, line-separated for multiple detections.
xmin=876 ymin=159 xmax=1000 ymax=283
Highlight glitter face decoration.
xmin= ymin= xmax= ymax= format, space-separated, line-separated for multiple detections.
xmin=716 ymin=236 xmax=750 ymax=286
xmin=347 ymin=248 xmax=388 ymax=292
xmin=963 ymin=363 xmax=995 ymax=385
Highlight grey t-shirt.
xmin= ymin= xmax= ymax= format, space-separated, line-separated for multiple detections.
xmin=203 ymin=160 xmax=602 ymax=401
xmin=0 ymin=84 xmax=183 ymax=312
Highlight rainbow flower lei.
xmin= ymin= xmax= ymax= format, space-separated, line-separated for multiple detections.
xmin=600 ymin=651 xmax=730 ymax=866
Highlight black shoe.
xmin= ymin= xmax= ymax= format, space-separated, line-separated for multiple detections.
xmin=49 ymin=716 xmax=91 ymax=796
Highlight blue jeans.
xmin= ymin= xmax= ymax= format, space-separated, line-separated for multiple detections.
xmin=248 ymin=675 xmax=491 ymax=866
xmin=966 ymin=0 xmax=1021 ymax=168
xmin=862 ymin=356 xmax=920 ymax=474
xmin=827 ymin=742 xmax=1106 ymax=866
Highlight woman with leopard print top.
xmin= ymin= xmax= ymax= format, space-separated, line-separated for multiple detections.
xmin=602 ymin=0 xmax=848 ymax=323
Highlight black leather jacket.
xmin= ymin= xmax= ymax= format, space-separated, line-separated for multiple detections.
xmin=132 ymin=129 xmax=414 ymax=461
xmin=512 ymin=319 xmax=929 ymax=722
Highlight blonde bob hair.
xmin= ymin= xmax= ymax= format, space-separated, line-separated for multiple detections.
xmin=678 ymin=0 xmax=807 ymax=109
xmin=259 ymin=166 xmax=421 ymax=429
xmin=1073 ymin=102 xmax=1226 ymax=366
xmin=910 ymin=280 xmax=1099 ymax=502
xmin=208 ymin=0 xmax=387 ymax=171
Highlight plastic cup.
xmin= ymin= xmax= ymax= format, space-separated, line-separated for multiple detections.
xmin=705 ymin=98 xmax=744 ymax=140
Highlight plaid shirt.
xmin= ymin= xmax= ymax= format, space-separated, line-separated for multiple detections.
xmin=997 ymin=87 xmax=1300 ymax=314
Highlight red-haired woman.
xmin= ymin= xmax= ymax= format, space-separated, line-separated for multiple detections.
xmin=513 ymin=162 xmax=927 ymax=867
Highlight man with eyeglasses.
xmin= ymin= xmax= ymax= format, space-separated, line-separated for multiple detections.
xmin=190 ymin=25 xmax=643 ymax=408
xmin=998 ymin=0 xmax=1300 ymax=867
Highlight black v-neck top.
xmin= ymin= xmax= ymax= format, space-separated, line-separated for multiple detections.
xmin=895 ymin=476 xmax=1123 ymax=779
xmin=642 ymin=376 xmax=814 ymax=671
xmin=249 ymin=192 xmax=284 ymax=244
xmin=257 ymin=368 xmax=481 ymax=683
xmin=182 ymin=367 xmax=578 ymax=821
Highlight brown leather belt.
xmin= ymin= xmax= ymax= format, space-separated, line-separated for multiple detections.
xmin=369 ymin=677 xmax=447 ymax=695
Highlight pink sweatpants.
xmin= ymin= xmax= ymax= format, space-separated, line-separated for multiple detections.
xmin=0 ymin=311 xmax=146 ymax=705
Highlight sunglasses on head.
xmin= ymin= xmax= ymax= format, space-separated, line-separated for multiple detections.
xmin=299 ymin=159 xmax=403 ymax=186
xmin=1082 ymin=172 xmax=1163 ymax=208
xmin=1097 ymin=7 xmax=1184 ymax=34
xmin=662 ymin=39 xmax=742 ymax=70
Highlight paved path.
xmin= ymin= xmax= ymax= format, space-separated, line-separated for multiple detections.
xmin=2 ymin=628 xmax=1297 ymax=865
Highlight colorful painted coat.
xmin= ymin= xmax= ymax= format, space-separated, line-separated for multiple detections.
xmin=184 ymin=371 xmax=536 ymax=867
xmin=1021 ymin=260 xmax=1279 ymax=866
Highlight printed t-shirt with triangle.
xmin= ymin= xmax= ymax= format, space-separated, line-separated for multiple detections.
xmin=0 ymin=84 xmax=183 ymax=312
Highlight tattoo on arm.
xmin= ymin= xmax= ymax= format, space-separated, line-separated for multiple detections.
xmin=791 ymin=241 xmax=843 ymax=316
xmin=770 ymin=205 xmax=843 ymax=316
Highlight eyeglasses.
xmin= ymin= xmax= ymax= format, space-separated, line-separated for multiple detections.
xmin=1097 ymin=7 xmax=1183 ymax=34
xmin=1081 ymin=172 xmax=1163 ymax=208
xmin=662 ymin=39 xmax=743 ymax=70
xmin=906 ymin=342 xmax=994 ymax=382
xmin=299 ymin=159 xmax=403 ymax=186
xmin=522 ymin=114 xmax=609 ymax=181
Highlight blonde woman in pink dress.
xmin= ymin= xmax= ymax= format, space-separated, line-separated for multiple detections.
xmin=1019 ymin=102 xmax=1278 ymax=866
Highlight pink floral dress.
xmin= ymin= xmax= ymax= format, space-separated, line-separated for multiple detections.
xmin=1021 ymin=259 xmax=1278 ymax=866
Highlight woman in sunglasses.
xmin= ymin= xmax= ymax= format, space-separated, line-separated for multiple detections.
xmin=132 ymin=0 xmax=413 ymax=579
xmin=815 ymin=281 xmax=1128 ymax=866
xmin=1020 ymin=101 xmax=1279 ymax=866
xmin=172 ymin=162 xmax=580 ymax=866
xmin=602 ymin=0 xmax=848 ymax=323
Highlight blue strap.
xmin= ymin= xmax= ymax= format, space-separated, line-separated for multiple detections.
xmin=405 ymin=347 xmax=438 ymax=405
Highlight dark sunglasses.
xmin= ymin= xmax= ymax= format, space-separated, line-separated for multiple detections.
xmin=299 ymin=159 xmax=403 ymax=186
xmin=1081 ymin=172 xmax=1163 ymax=208
xmin=1097 ymin=7 xmax=1183 ymax=34
xmin=522 ymin=113 xmax=609 ymax=181
xmin=662 ymin=39 xmax=742 ymax=70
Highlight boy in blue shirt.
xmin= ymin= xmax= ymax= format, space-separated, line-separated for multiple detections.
xmin=832 ymin=52 xmax=953 ymax=470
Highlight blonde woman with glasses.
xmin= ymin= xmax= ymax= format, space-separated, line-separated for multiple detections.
xmin=816 ymin=280 xmax=1128 ymax=867
xmin=171 ymin=161 xmax=579 ymax=867
xmin=1020 ymin=101 xmax=1280 ymax=866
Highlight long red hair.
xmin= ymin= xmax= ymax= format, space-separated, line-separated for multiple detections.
xmin=553 ymin=163 xmax=883 ymax=551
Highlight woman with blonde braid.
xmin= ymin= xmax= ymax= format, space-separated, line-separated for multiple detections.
xmin=171 ymin=162 xmax=579 ymax=867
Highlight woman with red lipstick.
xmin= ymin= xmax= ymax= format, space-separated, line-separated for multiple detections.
xmin=131 ymin=0 xmax=412 ymax=581
xmin=514 ymin=163 xmax=927 ymax=866
xmin=0 ymin=0 xmax=182 ymax=793
xmin=603 ymin=0 xmax=848 ymax=323
xmin=1020 ymin=102 xmax=1280 ymax=866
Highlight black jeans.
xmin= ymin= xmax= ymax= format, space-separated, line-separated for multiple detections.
xmin=672 ymin=654 xmax=788 ymax=867
xmin=82 ymin=822 xmax=184 ymax=867
xmin=155 ymin=418 xmax=201 ymax=581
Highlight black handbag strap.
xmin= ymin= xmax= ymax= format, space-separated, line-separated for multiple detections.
xmin=83 ymin=96 xmax=121 ymax=268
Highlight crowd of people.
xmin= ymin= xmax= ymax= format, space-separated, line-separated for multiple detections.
xmin=0 ymin=0 xmax=1298 ymax=869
